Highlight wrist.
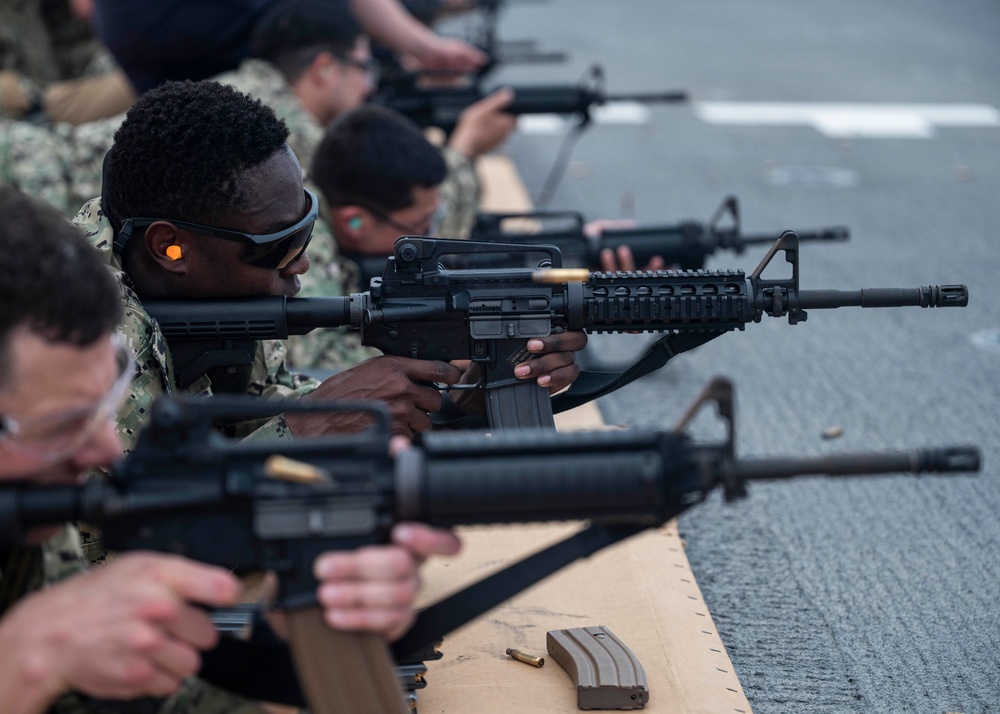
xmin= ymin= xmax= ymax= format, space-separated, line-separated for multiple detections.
xmin=408 ymin=26 xmax=443 ymax=61
xmin=445 ymin=135 xmax=477 ymax=162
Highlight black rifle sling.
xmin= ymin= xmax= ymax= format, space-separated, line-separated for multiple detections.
xmin=391 ymin=522 xmax=652 ymax=661
xmin=551 ymin=331 xmax=722 ymax=413
xmin=431 ymin=331 xmax=721 ymax=429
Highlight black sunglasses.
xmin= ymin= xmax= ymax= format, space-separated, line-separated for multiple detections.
xmin=364 ymin=202 xmax=429 ymax=236
xmin=336 ymin=54 xmax=380 ymax=85
xmin=103 ymin=154 xmax=318 ymax=270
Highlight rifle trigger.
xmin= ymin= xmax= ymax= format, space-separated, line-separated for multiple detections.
xmin=432 ymin=381 xmax=481 ymax=391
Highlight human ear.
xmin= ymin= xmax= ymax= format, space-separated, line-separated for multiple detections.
xmin=143 ymin=221 xmax=188 ymax=274
xmin=333 ymin=207 xmax=366 ymax=252
xmin=311 ymin=51 xmax=339 ymax=84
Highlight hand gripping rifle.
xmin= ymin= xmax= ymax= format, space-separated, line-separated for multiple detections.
xmin=463 ymin=0 xmax=568 ymax=69
xmin=469 ymin=195 xmax=850 ymax=271
xmin=0 ymin=385 xmax=981 ymax=712
xmin=372 ymin=63 xmax=687 ymax=134
xmin=375 ymin=0 xmax=566 ymax=92
xmin=145 ymin=232 xmax=968 ymax=430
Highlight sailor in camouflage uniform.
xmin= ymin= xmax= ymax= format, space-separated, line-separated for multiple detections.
xmin=0 ymin=174 xmax=461 ymax=714
xmin=91 ymin=78 xmax=489 ymax=442
xmin=0 ymin=4 xmax=501 ymax=381
xmin=0 ymin=185 xmax=258 ymax=713
xmin=231 ymin=1 xmax=515 ymax=371
xmin=215 ymin=0 xmax=493 ymax=237
xmin=0 ymin=0 xmax=498 ymax=255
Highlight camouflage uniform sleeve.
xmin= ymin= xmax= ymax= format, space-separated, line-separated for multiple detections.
xmin=40 ymin=525 xmax=89 ymax=585
xmin=285 ymin=213 xmax=381 ymax=372
xmin=0 ymin=525 xmax=87 ymax=616
xmin=253 ymin=339 xmax=320 ymax=399
xmin=0 ymin=119 xmax=75 ymax=215
xmin=0 ymin=110 xmax=121 ymax=218
xmin=438 ymin=146 xmax=482 ymax=239
xmin=58 ymin=113 xmax=122 ymax=211
xmin=116 ymin=283 xmax=191 ymax=454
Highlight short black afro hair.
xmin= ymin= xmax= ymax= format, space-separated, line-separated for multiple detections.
xmin=250 ymin=0 xmax=362 ymax=82
xmin=312 ymin=105 xmax=447 ymax=213
xmin=103 ymin=80 xmax=291 ymax=227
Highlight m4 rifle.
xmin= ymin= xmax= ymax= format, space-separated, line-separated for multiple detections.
xmin=345 ymin=195 xmax=848 ymax=288
xmin=0 ymin=384 xmax=981 ymax=712
xmin=470 ymin=195 xmax=850 ymax=271
xmin=145 ymin=233 xmax=968 ymax=430
xmin=372 ymin=63 xmax=686 ymax=134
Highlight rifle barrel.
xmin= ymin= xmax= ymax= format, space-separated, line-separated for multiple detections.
xmin=730 ymin=446 xmax=980 ymax=482
xmin=797 ymin=285 xmax=968 ymax=309
xmin=739 ymin=226 xmax=850 ymax=246
xmin=603 ymin=91 xmax=688 ymax=103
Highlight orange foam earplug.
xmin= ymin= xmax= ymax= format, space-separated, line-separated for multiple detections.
xmin=165 ymin=245 xmax=182 ymax=260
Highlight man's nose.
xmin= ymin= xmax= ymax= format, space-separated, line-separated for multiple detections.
xmin=281 ymin=250 xmax=310 ymax=278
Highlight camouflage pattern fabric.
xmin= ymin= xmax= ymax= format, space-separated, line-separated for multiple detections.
xmin=438 ymin=145 xmax=480 ymax=239
xmin=285 ymin=186 xmax=380 ymax=372
xmin=34 ymin=0 xmax=102 ymax=81
xmin=1 ymin=54 xmax=481 ymax=234
xmin=0 ymin=59 xmax=314 ymax=218
xmin=0 ymin=526 xmax=86 ymax=616
xmin=0 ymin=119 xmax=75 ymax=212
xmin=0 ymin=113 xmax=120 ymax=216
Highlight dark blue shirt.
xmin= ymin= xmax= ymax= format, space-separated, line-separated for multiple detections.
xmin=92 ymin=0 xmax=277 ymax=93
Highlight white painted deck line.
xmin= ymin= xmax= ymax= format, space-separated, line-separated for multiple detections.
xmin=694 ymin=102 xmax=1000 ymax=138
xmin=516 ymin=100 xmax=652 ymax=134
